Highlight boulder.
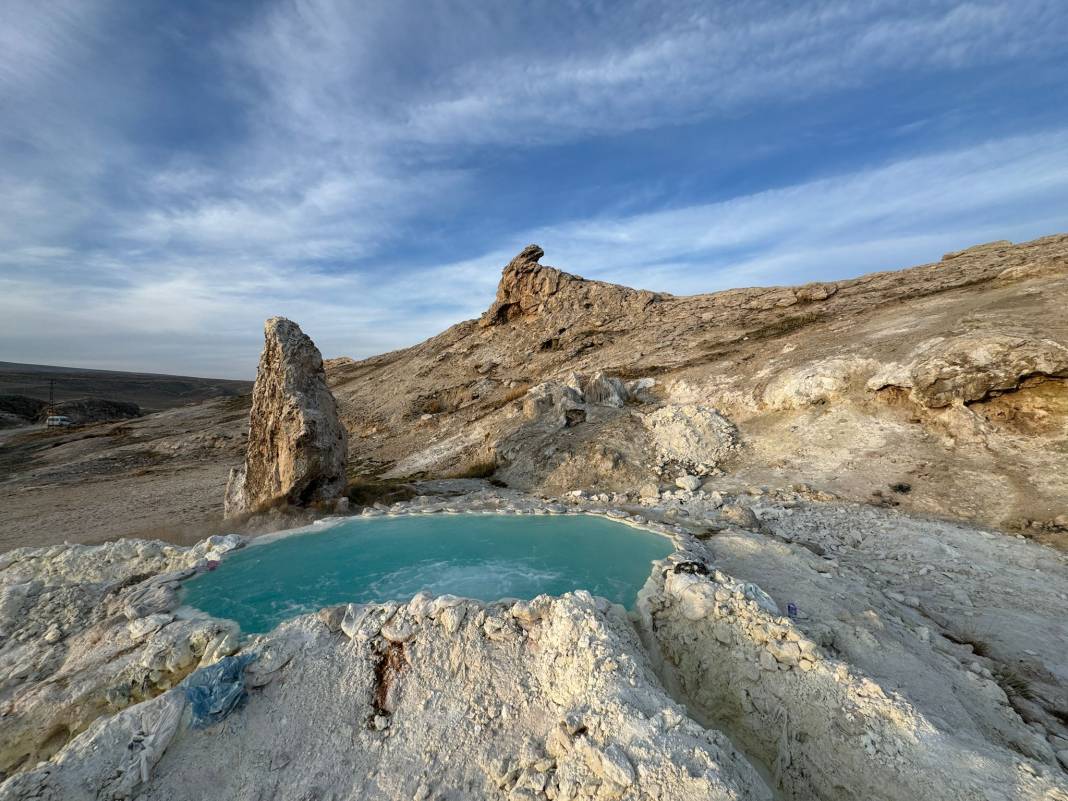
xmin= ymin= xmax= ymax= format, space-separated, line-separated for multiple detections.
xmin=676 ymin=475 xmax=702 ymax=492
xmin=224 ymin=318 xmax=348 ymax=517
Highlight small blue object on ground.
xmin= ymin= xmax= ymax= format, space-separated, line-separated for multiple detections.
xmin=787 ymin=602 xmax=798 ymax=619
xmin=181 ymin=652 xmax=257 ymax=729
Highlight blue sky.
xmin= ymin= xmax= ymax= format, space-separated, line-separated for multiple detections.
xmin=1 ymin=1 xmax=1066 ymax=378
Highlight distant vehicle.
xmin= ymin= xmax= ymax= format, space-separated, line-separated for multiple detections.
xmin=45 ymin=415 xmax=72 ymax=427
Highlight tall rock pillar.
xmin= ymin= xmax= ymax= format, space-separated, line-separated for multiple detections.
xmin=224 ymin=317 xmax=348 ymax=517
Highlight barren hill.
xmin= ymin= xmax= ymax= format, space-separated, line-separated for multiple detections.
xmin=3 ymin=235 xmax=1068 ymax=801
xmin=0 ymin=361 xmax=251 ymax=414
xmin=328 ymin=235 xmax=1068 ymax=541
xmin=1 ymin=234 xmax=1065 ymax=551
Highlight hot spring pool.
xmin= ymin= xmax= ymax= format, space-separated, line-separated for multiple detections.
xmin=182 ymin=514 xmax=674 ymax=634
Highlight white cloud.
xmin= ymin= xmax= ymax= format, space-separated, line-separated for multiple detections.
xmin=1 ymin=0 xmax=1066 ymax=377
xmin=234 ymin=0 xmax=1066 ymax=147
xmin=7 ymin=126 xmax=1064 ymax=378
xmin=524 ymin=128 xmax=1068 ymax=293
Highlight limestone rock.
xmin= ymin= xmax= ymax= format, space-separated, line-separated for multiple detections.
xmin=224 ymin=318 xmax=348 ymax=517
xmin=873 ymin=334 xmax=1068 ymax=409
xmin=676 ymin=475 xmax=702 ymax=492
xmin=643 ymin=404 xmax=738 ymax=470
xmin=763 ymin=357 xmax=879 ymax=410
xmin=2 ymin=585 xmax=773 ymax=801
xmin=642 ymin=553 xmax=1068 ymax=801
xmin=479 ymin=244 xmax=660 ymax=328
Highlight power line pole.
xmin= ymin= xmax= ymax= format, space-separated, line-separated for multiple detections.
xmin=48 ymin=379 xmax=55 ymax=417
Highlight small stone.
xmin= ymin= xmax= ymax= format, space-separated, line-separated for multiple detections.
xmin=768 ymin=640 xmax=802 ymax=666
xmin=341 ymin=604 xmax=365 ymax=639
xmin=675 ymin=475 xmax=702 ymax=492
xmin=595 ymin=745 xmax=635 ymax=787
xmin=951 ymin=589 xmax=973 ymax=607
xmin=317 ymin=605 xmax=346 ymax=632
xmin=638 ymin=483 xmax=660 ymax=500
xmin=720 ymin=505 xmax=759 ymax=529
xmin=545 ymin=725 xmax=573 ymax=758
xmin=439 ymin=605 xmax=467 ymax=634
xmin=381 ymin=617 xmax=415 ymax=643
xmin=127 ymin=614 xmax=173 ymax=640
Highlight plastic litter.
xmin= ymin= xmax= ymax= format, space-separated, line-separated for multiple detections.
xmin=181 ymin=652 xmax=257 ymax=728
xmin=742 ymin=582 xmax=781 ymax=616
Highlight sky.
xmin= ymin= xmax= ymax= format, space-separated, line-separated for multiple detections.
xmin=1 ymin=1 xmax=1066 ymax=379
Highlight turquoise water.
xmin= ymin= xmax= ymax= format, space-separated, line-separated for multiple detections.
xmin=182 ymin=514 xmax=673 ymax=634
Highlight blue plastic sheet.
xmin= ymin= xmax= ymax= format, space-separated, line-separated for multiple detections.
xmin=181 ymin=652 xmax=257 ymax=729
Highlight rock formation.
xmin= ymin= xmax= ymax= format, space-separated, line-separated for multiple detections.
xmin=224 ymin=317 xmax=347 ymax=517
xmin=479 ymin=244 xmax=661 ymax=328
xmin=4 ymin=236 xmax=1067 ymax=548
xmin=870 ymin=334 xmax=1068 ymax=408
xmin=2 ymin=490 xmax=1067 ymax=799
xmin=3 ymin=235 xmax=1068 ymax=800
xmin=324 ymin=234 xmax=1068 ymax=542
xmin=0 ymin=535 xmax=243 ymax=782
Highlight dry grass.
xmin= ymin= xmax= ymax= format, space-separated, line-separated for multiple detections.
xmin=994 ymin=664 xmax=1035 ymax=700
xmin=499 ymin=383 xmax=531 ymax=404
xmin=419 ymin=397 xmax=449 ymax=415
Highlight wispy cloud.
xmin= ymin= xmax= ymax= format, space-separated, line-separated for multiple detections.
xmin=236 ymin=0 xmax=1066 ymax=147
xmin=0 ymin=1 xmax=1066 ymax=376
xmin=4 ymin=127 xmax=1065 ymax=376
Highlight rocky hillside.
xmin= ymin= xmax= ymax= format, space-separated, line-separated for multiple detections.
xmin=328 ymin=235 xmax=1068 ymax=543
xmin=2 ymin=237 xmax=1067 ymax=800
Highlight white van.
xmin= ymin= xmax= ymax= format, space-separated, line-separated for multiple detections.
xmin=45 ymin=415 xmax=73 ymax=428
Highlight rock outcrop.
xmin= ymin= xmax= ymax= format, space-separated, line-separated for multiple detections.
xmin=0 ymin=535 xmax=243 ymax=780
xmin=224 ymin=318 xmax=347 ymax=517
xmin=640 ymin=550 xmax=1067 ymax=801
xmin=479 ymin=244 xmax=661 ymax=328
xmin=320 ymin=234 xmax=1068 ymax=540
xmin=3 ymin=491 xmax=1067 ymax=800
xmin=870 ymin=334 xmax=1068 ymax=408
xmin=642 ymin=404 xmax=739 ymax=473
xmin=0 ymin=525 xmax=773 ymax=801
